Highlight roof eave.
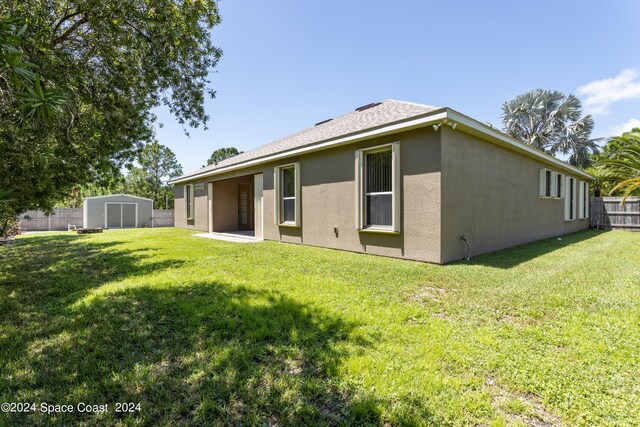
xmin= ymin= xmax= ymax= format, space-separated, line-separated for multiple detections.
xmin=169 ymin=107 xmax=593 ymax=184
xmin=169 ymin=108 xmax=449 ymax=184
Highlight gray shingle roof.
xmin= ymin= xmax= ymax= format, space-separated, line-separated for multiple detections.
xmin=177 ymin=99 xmax=440 ymax=180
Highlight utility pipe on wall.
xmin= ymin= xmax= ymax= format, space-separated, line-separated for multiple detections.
xmin=460 ymin=235 xmax=471 ymax=261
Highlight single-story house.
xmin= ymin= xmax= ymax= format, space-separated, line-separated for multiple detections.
xmin=169 ymin=100 xmax=592 ymax=264
xmin=83 ymin=194 xmax=154 ymax=229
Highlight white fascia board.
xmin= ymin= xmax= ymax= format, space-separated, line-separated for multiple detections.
xmin=445 ymin=109 xmax=594 ymax=180
xmin=168 ymin=110 xmax=449 ymax=184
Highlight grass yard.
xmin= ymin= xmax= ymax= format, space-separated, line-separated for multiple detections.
xmin=0 ymin=229 xmax=638 ymax=426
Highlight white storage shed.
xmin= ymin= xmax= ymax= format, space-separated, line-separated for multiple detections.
xmin=83 ymin=194 xmax=154 ymax=229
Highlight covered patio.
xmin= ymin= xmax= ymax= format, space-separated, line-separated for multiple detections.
xmin=205 ymin=173 xmax=263 ymax=240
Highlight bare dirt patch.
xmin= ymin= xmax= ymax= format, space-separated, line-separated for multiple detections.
xmin=411 ymin=286 xmax=447 ymax=303
xmin=487 ymin=377 xmax=561 ymax=426
xmin=500 ymin=314 xmax=534 ymax=329
xmin=409 ymin=286 xmax=453 ymax=321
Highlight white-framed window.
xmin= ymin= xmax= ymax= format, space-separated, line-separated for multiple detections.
xmin=555 ymin=173 xmax=564 ymax=198
xmin=564 ymin=176 xmax=577 ymax=221
xmin=578 ymin=181 xmax=589 ymax=219
xmin=355 ymin=142 xmax=401 ymax=232
xmin=539 ymin=168 xmax=565 ymax=199
xmin=185 ymin=184 xmax=194 ymax=220
xmin=540 ymin=168 xmax=553 ymax=197
xmin=274 ymin=163 xmax=300 ymax=226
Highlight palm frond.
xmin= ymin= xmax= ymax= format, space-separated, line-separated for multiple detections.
xmin=609 ymin=178 xmax=640 ymax=204
xmin=502 ymin=89 xmax=597 ymax=163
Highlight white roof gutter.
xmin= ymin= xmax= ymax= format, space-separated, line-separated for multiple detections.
xmin=170 ymin=108 xmax=593 ymax=184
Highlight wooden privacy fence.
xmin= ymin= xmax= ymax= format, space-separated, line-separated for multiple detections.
xmin=590 ymin=197 xmax=640 ymax=231
xmin=18 ymin=208 xmax=174 ymax=231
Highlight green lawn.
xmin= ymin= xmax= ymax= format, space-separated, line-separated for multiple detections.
xmin=0 ymin=229 xmax=638 ymax=426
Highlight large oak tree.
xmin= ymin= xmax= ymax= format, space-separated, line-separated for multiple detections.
xmin=0 ymin=1 xmax=221 ymax=227
xmin=124 ymin=141 xmax=183 ymax=209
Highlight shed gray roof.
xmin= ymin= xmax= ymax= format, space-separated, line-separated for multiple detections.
xmin=176 ymin=99 xmax=440 ymax=181
xmin=83 ymin=193 xmax=154 ymax=201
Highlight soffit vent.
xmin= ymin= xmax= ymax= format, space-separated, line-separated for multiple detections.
xmin=355 ymin=102 xmax=381 ymax=112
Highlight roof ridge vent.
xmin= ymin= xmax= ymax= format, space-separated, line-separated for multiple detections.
xmin=315 ymin=118 xmax=333 ymax=126
xmin=355 ymin=102 xmax=382 ymax=112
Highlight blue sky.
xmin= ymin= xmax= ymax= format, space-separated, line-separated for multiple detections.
xmin=154 ymin=0 xmax=640 ymax=173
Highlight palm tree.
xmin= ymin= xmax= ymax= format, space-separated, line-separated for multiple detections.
xmin=598 ymin=129 xmax=640 ymax=204
xmin=583 ymin=165 xmax=614 ymax=197
xmin=601 ymin=127 xmax=640 ymax=155
xmin=501 ymin=89 xmax=600 ymax=167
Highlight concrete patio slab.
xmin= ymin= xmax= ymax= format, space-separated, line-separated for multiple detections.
xmin=194 ymin=231 xmax=261 ymax=243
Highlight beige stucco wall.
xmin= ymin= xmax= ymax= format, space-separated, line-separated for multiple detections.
xmin=440 ymin=127 xmax=589 ymax=263
xmin=175 ymin=128 xmax=443 ymax=263
xmin=261 ymin=128 xmax=442 ymax=263
xmin=174 ymin=125 xmax=589 ymax=264
xmin=174 ymin=182 xmax=209 ymax=231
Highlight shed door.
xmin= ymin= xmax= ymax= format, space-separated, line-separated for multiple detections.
xmin=122 ymin=204 xmax=136 ymax=227
xmin=107 ymin=204 xmax=122 ymax=228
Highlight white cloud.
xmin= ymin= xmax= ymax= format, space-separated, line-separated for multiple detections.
xmin=610 ymin=118 xmax=640 ymax=136
xmin=577 ymin=68 xmax=640 ymax=115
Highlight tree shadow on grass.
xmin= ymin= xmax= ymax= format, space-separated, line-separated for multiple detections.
xmin=1 ymin=235 xmax=381 ymax=426
xmin=1 ymin=233 xmax=181 ymax=311
xmin=459 ymin=230 xmax=604 ymax=269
